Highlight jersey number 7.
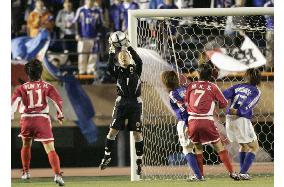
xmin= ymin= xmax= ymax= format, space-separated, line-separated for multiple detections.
xmin=194 ymin=89 xmax=205 ymax=107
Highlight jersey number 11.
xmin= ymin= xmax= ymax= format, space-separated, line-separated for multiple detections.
xmin=27 ymin=89 xmax=43 ymax=108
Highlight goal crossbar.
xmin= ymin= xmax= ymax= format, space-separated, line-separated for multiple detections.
xmin=129 ymin=7 xmax=274 ymax=18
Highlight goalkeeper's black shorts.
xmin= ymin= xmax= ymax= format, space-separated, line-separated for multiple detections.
xmin=110 ymin=96 xmax=143 ymax=132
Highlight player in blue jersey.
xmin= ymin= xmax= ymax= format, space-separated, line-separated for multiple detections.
xmin=73 ymin=0 xmax=103 ymax=75
xmin=223 ymin=68 xmax=262 ymax=180
xmin=161 ymin=71 xmax=203 ymax=181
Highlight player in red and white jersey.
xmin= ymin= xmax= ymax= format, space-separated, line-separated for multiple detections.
xmin=11 ymin=59 xmax=65 ymax=186
xmin=185 ymin=63 xmax=239 ymax=180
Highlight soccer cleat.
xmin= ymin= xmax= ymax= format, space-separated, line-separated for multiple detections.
xmin=99 ymin=155 xmax=111 ymax=170
xmin=188 ymin=175 xmax=205 ymax=182
xmin=239 ymin=173 xmax=252 ymax=180
xmin=229 ymin=172 xmax=240 ymax=181
xmin=54 ymin=173 xmax=65 ymax=186
xmin=21 ymin=171 xmax=31 ymax=180
xmin=136 ymin=159 xmax=142 ymax=175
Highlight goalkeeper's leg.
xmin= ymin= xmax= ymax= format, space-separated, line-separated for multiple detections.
xmin=99 ymin=128 xmax=119 ymax=170
xmin=133 ymin=131 xmax=144 ymax=175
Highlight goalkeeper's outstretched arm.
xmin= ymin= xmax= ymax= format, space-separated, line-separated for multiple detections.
xmin=108 ymin=39 xmax=119 ymax=79
xmin=127 ymin=45 xmax=143 ymax=76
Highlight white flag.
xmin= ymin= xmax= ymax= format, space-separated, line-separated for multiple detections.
xmin=206 ymin=35 xmax=266 ymax=78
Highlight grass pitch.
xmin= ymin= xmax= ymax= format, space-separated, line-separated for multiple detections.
xmin=12 ymin=175 xmax=273 ymax=187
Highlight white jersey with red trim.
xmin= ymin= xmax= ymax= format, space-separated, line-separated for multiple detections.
xmin=185 ymin=81 xmax=228 ymax=117
xmin=11 ymin=80 xmax=64 ymax=120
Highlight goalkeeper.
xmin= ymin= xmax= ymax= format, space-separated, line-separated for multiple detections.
xmin=99 ymin=36 xmax=144 ymax=175
xmin=161 ymin=71 xmax=203 ymax=181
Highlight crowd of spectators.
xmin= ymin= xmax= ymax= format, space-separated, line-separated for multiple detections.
xmin=11 ymin=0 xmax=274 ymax=81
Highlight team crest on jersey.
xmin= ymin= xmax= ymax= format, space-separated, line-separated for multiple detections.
xmin=136 ymin=122 xmax=140 ymax=127
xmin=129 ymin=67 xmax=134 ymax=73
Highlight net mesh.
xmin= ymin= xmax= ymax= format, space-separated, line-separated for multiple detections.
xmin=135 ymin=14 xmax=274 ymax=180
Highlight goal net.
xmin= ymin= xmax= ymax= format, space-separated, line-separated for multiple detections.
xmin=128 ymin=8 xmax=274 ymax=180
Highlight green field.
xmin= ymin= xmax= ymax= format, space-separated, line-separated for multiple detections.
xmin=12 ymin=175 xmax=274 ymax=187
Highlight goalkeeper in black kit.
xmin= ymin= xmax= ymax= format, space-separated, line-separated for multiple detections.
xmin=99 ymin=36 xmax=144 ymax=175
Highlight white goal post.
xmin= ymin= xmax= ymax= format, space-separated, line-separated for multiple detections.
xmin=128 ymin=7 xmax=274 ymax=181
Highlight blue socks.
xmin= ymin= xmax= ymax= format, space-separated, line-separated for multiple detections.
xmin=240 ymin=152 xmax=256 ymax=174
xmin=185 ymin=153 xmax=202 ymax=179
xmin=239 ymin=152 xmax=246 ymax=169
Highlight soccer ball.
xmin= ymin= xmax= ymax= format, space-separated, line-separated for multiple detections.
xmin=110 ymin=31 xmax=127 ymax=48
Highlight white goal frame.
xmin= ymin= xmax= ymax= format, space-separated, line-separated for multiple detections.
xmin=128 ymin=7 xmax=274 ymax=181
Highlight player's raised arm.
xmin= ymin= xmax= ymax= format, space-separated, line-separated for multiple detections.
xmin=11 ymin=87 xmax=22 ymax=120
xmin=47 ymin=85 xmax=64 ymax=122
xmin=108 ymin=37 xmax=119 ymax=78
xmin=125 ymin=40 xmax=143 ymax=76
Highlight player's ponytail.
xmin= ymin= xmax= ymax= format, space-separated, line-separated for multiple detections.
xmin=24 ymin=59 xmax=43 ymax=81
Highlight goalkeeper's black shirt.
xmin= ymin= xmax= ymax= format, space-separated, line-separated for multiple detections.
xmin=108 ymin=46 xmax=142 ymax=98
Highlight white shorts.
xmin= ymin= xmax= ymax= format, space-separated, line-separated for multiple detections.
xmin=225 ymin=115 xmax=257 ymax=144
xmin=177 ymin=121 xmax=192 ymax=147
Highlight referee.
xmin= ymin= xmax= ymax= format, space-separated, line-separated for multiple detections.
xmin=99 ymin=36 xmax=144 ymax=175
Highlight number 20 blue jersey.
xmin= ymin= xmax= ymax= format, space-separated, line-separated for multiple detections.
xmin=223 ymin=83 xmax=261 ymax=119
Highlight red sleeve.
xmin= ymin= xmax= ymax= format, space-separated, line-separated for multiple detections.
xmin=212 ymin=83 xmax=228 ymax=109
xmin=47 ymin=85 xmax=64 ymax=120
xmin=11 ymin=87 xmax=22 ymax=119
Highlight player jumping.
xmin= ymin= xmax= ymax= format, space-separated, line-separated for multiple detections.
xmin=11 ymin=60 xmax=65 ymax=186
xmin=185 ymin=63 xmax=240 ymax=180
xmin=223 ymin=68 xmax=261 ymax=180
xmin=161 ymin=70 xmax=203 ymax=181
xmin=99 ymin=37 xmax=144 ymax=175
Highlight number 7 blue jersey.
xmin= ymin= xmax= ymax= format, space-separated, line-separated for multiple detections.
xmin=223 ymin=83 xmax=261 ymax=119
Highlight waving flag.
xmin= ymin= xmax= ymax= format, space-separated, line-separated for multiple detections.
xmin=206 ymin=35 xmax=266 ymax=78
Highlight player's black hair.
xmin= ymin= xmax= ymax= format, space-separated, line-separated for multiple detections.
xmin=24 ymin=59 xmax=43 ymax=81
xmin=161 ymin=70 xmax=180 ymax=92
xmin=246 ymin=68 xmax=261 ymax=86
xmin=198 ymin=63 xmax=214 ymax=81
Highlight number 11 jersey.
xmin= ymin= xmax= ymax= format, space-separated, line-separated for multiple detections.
xmin=11 ymin=80 xmax=63 ymax=120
